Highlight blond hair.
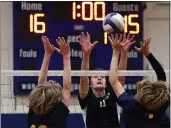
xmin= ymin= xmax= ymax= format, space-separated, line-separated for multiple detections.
xmin=136 ymin=80 xmax=168 ymax=110
xmin=29 ymin=80 xmax=62 ymax=115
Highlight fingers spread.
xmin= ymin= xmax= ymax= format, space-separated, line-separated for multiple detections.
xmin=56 ymin=39 xmax=61 ymax=46
xmin=81 ymin=32 xmax=86 ymax=40
xmin=61 ymin=37 xmax=66 ymax=44
xmin=92 ymin=41 xmax=98 ymax=49
xmin=130 ymin=35 xmax=135 ymax=42
xmin=115 ymin=34 xmax=118 ymax=42
xmin=123 ymin=33 xmax=126 ymax=39
xmin=58 ymin=37 xmax=64 ymax=45
xmin=86 ymin=32 xmax=90 ymax=41
xmin=127 ymin=33 xmax=130 ymax=40
xmin=41 ymin=36 xmax=46 ymax=44
xmin=66 ymin=40 xmax=70 ymax=45
xmin=119 ymin=34 xmax=122 ymax=42
xmin=111 ymin=34 xmax=115 ymax=42
xmin=147 ymin=37 xmax=151 ymax=44
xmin=79 ymin=35 xmax=83 ymax=42
xmin=108 ymin=36 xmax=113 ymax=46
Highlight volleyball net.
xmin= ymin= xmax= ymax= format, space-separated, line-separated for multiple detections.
xmin=1 ymin=70 xmax=170 ymax=114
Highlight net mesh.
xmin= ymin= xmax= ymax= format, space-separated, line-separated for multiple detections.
xmin=1 ymin=70 xmax=170 ymax=114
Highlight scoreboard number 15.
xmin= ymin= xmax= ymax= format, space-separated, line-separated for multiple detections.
xmin=104 ymin=14 xmax=139 ymax=44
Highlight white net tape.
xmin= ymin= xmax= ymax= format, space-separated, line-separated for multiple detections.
xmin=1 ymin=70 xmax=170 ymax=76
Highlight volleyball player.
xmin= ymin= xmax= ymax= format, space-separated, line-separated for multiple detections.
xmin=78 ymin=32 xmax=135 ymax=128
xmin=28 ymin=36 xmax=71 ymax=128
xmin=108 ymin=34 xmax=170 ymax=128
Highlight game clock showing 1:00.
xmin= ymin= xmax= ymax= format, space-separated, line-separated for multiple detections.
xmin=28 ymin=2 xmax=140 ymax=44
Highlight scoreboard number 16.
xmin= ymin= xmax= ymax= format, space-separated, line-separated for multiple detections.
xmin=30 ymin=13 xmax=46 ymax=34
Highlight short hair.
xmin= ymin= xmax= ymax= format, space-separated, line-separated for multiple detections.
xmin=136 ymin=80 xmax=168 ymax=110
xmin=29 ymin=80 xmax=62 ymax=115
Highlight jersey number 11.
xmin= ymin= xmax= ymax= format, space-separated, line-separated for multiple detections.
xmin=99 ymin=100 xmax=106 ymax=107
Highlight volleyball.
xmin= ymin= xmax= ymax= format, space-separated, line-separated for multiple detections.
xmin=103 ymin=12 xmax=124 ymax=34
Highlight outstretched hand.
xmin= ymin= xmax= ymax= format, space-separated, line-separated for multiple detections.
xmin=41 ymin=36 xmax=55 ymax=56
xmin=108 ymin=34 xmax=126 ymax=51
xmin=55 ymin=37 xmax=70 ymax=57
xmin=79 ymin=32 xmax=98 ymax=55
xmin=134 ymin=37 xmax=151 ymax=56
xmin=122 ymin=33 xmax=136 ymax=52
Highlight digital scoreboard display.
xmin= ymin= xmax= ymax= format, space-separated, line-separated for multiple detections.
xmin=13 ymin=1 xmax=144 ymax=95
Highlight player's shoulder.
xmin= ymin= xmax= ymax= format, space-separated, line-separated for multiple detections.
xmin=28 ymin=100 xmax=69 ymax=114
xmin=28 ymin=101 xmax=69 ymax=128
xmin=117 ymin=92 xmax=134 ymax=100
xmin=54 ymin=100 xmax=70 ymax=115
xmin=117 ymin=92 xmax=137 ymax=111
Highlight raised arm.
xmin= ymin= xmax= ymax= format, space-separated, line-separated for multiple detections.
xmin=134 ymin=37 xmax=166 ymax=81
xmin=118 ymin=33 xmax=135 ymax=85
xmin=38 ymin=36 xmax=55 ymax=84
xmin=108 ymin=34 xmax=127 ymax=97
xmin=55 ymin=37 xmax=71 ymax=108
xmin=146 ymin=54 xmax=166 ymax=81
xmin=78 ymin=32 xmax=98 ymax=99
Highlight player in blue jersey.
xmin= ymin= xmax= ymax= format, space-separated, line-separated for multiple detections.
xmin=28 ymin=36 xmax=71 ymax=128
xmin=108 ymin=34 xmax=170 ymax=128
xmin=78 ymin=32 xmax=135 ymax=128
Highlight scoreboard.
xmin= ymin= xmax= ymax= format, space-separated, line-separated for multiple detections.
xmin=13 ymin=1 xmax=144 ymax=95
